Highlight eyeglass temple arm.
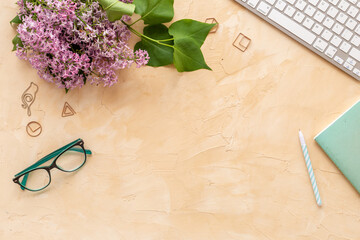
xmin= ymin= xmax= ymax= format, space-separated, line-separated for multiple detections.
xmin=15 ymin=139 xmax=92 ymax=189
xmin=15 ymin=139 xmax=82 ymax=177
xmin=17 ymin=148 xmax=92 ymax=176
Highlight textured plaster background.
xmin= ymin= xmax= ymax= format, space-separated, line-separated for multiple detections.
xmin=1 ymin=0 xmax=360 ymax=239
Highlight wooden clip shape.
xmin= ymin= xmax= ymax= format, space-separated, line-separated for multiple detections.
xmin=233 ymin=33 xmax=251 ymax=52
xmin=62 ymin=102 xmax=76 ymax=117
xmin=26 ymin=121 xmax=42 ymax=137
xmin=205 ymin=18 xmax=219 ymax=33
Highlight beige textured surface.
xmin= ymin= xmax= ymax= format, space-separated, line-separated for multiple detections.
xmin=1 ymin=0 xmax=360 ymax=239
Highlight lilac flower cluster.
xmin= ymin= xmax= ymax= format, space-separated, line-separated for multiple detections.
xmin=15 ymin=0 xmax=149 ymax=89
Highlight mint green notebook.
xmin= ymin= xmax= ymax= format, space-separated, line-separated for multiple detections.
xmin=315 ymin=100 xmax=360 ymax=194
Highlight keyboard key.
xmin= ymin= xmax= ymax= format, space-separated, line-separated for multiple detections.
xmin=356 ymin=25 xmax=360 ymax=35
xmin=347 ymin=6 xmax=359 ymax=18
xmin=285 ymin=5 xmax=296 ymax=17
xmin=357 ymin=12 xmax=360 ymax=21
xmin=294 ymin=11 xmax=305 ymax=23
xmin=305 ymin=5 xmax=316 ymax=17
xmin=323 ymin=17 xmax=335 ymax=29
xmin=341 ymin=29 xmax=353 ymax=41
xmin=268 ymin=9 xmax=316 ymax=44
xmin=338 ymin=0 xmax=350 ymax=12
xmin=351 ymin=35 xmax=360 ymax=47
xmin=312 ymin=23 xmax=324 ymax=35
xmin=313 ymin=38 xmax=328 ymax=52
xmin=257 ymin=2 xmax=271 ymax=15
xmin=349 ymin=47 xmax=360 ymax=61
xmin=336 ymin=13 xmax=348 ymax=24
xmin=247 ymin=0 xmax=260 ymax=8
xmin=346 ymin=57 xmax=356 ymax=66
xmin=314 ymin=11 xmax=325 ymax=22
xmin=325 ymin=45 xmax=337 ymax=58
xmin=334 ymin=56 xmax=344 ymax=64
xmin=345 ymin=18 xmax=357 ymax=30
xmin=321 ymin=29 xmax=333 ymax=41
xmin=340 ymin=41 xmax=351 ymax=53
xmin=331 ymin=35 xmax=342 ymax=47
xmin=295 ymin=0 xmax=307 ymax=11
xmin=303 ymin=18 xmax=315 ymax=29
xmin=318 ymin=0 xmax=329 ymax=12
xmin=353 ymin=68 xmax=360 ymax=76
xmin=275 ymin=0 xmax=287 ymax=11
xmin=344 ymin=61 xmax=354 ymax=70
xmin=266 ymin=0 xmax=276 ymax=4
xmin=286 ymin=0 xmax=295 ymax=4
xmin=327 ymin=6 xmax=339 ymax=18
xmin=309 ymin=0 xmax=319 ymax=5
xmin=328 ymin=0 xmax=339 ymax=5
xmin=332 ymin=23 xmax=344 ymax=35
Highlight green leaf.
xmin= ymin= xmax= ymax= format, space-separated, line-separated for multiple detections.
xmin=133 ymin=0 xmax=174 ymax=25
xmin=10 ymin=15 xmax=22 ymax=24
xmin=12 ymin=34 xmax=23 ymax=51
xmin=168 ymin=19 xmax=214 ymax=72
xmin=169 ymin=19 xmax=215 ymax=47
xmin=98 ymin=0 xmax=135 ymax=22
xmin=134 ymin=24 xmax=174 ymax=67
xmin=172 ymin=39 xmax=211 ymax=72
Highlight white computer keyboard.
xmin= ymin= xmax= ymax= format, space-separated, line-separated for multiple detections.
xmin=234 ymin=0 xmax=360 ymax=81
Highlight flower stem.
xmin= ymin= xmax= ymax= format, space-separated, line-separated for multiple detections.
xmin=121 ymin=21 xmax=174 ymax=48
xmin=158 ymin=38 xmax=174 ymax=42
xmin=75 ymin=13 xmax=88 ymax=26
xmin=129 ymin=17 xmax=142 ymax=27
xmin=90 ymin=70 xmax=102 ymax=77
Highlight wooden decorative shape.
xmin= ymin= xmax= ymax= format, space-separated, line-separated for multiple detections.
xmin=232 ymin=33 xmax=251 ymax=52
xmin=205 ymin=18 xmax=219 ymax=33
xmin=21 ymin=82 xmax=39 ymax=116
xmin=62 ymin=102 xmax=76 ymax=117
xmin=26 ymin=121 xmax=42 ymax=137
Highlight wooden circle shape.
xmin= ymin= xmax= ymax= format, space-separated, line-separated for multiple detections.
xmin=26 ymin=121 xmax=42 ymax=137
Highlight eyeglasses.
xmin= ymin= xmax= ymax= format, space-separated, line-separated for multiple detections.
xmin=13 ymin=139 xmax=92 ymax=192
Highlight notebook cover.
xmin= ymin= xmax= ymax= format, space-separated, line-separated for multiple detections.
xmin=315 ymin=100 xmax=360 ymax=194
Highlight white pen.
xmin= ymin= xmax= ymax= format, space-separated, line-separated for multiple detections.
xmin=299 ymin=130 xmax=322 ymax=207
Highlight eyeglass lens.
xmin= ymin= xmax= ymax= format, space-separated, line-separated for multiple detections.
xmin=18 ymin=168 xmax=50 ymax=191
xmin=56 ymin=145 xmax=86 ymax=172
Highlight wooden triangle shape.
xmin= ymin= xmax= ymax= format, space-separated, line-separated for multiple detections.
xmin=62 ymin=102 xmax=76 ymax=117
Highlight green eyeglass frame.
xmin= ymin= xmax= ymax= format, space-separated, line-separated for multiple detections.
xmin=13 ymin=139 xmax=92 ymax=192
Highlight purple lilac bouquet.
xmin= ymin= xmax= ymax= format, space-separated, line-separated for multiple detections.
xmin=12 ymin=0 xmax=215 ymax=92
xmin=13 ymin=0 xmax=149 ymax=90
